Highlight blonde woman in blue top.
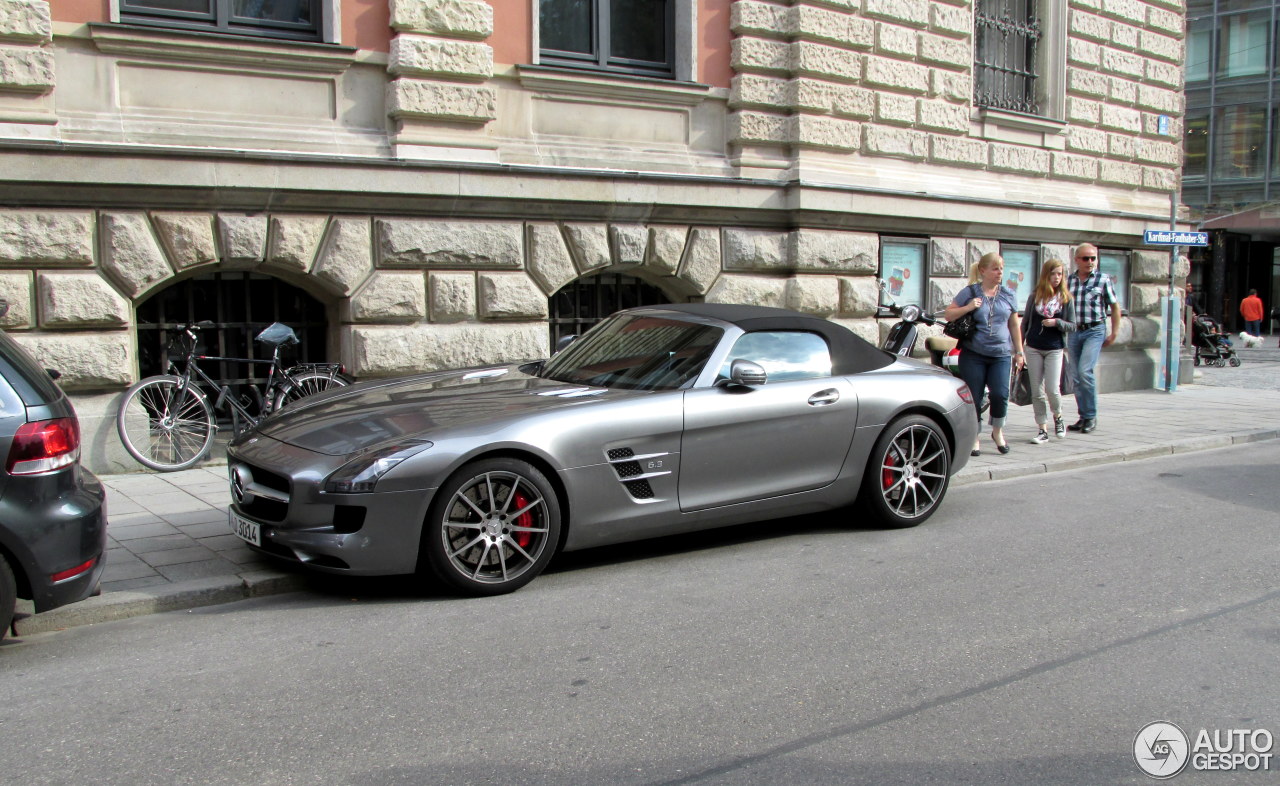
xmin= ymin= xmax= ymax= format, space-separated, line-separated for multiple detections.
xmin=944 ymin=252 xmax=1025 ymax=456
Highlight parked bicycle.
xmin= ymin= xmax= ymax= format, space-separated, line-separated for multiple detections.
xmin=117 ymin=321 xmax=352 ymax=471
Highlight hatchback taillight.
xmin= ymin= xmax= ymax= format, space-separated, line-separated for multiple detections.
xmin=6 ymin=417 xmax=80 ymax=475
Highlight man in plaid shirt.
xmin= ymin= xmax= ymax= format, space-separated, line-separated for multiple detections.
xmin=1066 ymin=243 xmax=1121 ymax=434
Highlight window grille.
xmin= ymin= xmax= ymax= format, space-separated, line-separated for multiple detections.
xmin=974 ymin=0 xmax=1041 ymax=115
xmin=548 ymin=272 xmax=670 ymax=351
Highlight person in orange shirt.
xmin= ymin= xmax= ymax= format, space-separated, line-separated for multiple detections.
xmin=1239 ymin=289 xmax=1264 ymax=337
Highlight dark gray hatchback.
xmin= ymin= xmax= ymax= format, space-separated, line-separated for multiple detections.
xmin=0 ymin=327 xmax=106 ymax=640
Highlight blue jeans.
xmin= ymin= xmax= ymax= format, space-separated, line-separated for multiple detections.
xmin=957 ymin=350 xmax=1011 ymax=428
xmin=1068 ymin=323 xmax=1106 ymax=420
xmin=1245 ymin=320 xmax=1261 ymax=337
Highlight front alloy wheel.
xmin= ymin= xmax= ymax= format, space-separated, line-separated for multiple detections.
xmin=861 ymin=414 xmax=951 ymax=528
xmin=423 ymin=458 xmax=562 ymax=595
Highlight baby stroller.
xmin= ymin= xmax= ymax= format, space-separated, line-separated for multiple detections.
xmin=1192 ymin=314 xmax=1241 ymax=367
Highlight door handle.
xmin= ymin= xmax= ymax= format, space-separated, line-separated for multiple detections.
xmin=807 ymin=389 xmax=840 ymax=406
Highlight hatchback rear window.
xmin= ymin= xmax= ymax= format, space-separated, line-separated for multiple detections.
xmin=0 ymin=331 xmax=65 ymax=408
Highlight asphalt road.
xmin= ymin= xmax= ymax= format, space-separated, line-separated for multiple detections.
xmin=3 ymin=442 xmax=1279 ymax=785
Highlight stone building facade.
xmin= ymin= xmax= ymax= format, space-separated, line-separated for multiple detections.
xmin=2 ymin=0 xmax=1188 ymax=473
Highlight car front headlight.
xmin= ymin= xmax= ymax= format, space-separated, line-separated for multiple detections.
xmin=323 ymin=440 xmax=434 ymax=494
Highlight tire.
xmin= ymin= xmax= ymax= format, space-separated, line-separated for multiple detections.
xmin=422 ymin=458 xmax=562 ymax=596
xmin=273 ymin=369 xmax=352 ymax=411
xmin=116 ymin=375 xmax=215 ymax=472
xmin=1229 ymin=357 xmax=1241 ymax=367
xmin=860 ymin=414 xmax=951 ymax=529
xmin=1 ymin=554 xmax=16 ymax=642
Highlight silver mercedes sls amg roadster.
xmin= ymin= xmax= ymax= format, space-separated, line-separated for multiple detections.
xmin=226 ymin=304 xmax=978 ymax=595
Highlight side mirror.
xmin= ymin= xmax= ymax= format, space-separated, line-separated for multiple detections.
xmin=46 ymin=368 xmax=62 ymax=380
xmin=554 ymin=334 xmax=578 ymax=354
xmin=728 ymin=359 xmax=767 ymax=387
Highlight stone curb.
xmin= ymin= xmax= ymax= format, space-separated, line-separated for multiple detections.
xmin=14 ymin=427 xmax=1280 ymax=636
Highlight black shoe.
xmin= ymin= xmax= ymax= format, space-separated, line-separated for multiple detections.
xmin=1080 ymin=418 xmax=1097 ymax=434
xmin=996 ymin=443 xmax=1011 ymax=454
xmin=970 ymin=449 xmax=981 ymax=457
xmin=1067 ymin=419 xmax=1087 ymax=432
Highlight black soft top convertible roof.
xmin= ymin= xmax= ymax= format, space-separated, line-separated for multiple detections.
xmin=636 ymin=303 xmax=895 ymax=375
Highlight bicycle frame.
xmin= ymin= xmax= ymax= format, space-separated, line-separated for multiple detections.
xmin=166 ymin=325 xmax=293 ymax=435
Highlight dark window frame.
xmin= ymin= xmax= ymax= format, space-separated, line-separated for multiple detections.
xmin=548 ymin=272 xmax=671 ymax=352
xmin=878 ymin=237 xmax=931 ymax=310
xmin=118 ymin=0 xmax=324 ymax=42
xmin=538 ymin=0 xmax=676 ymax=79
xmin=973 ymin=0 xmax=1042 ymax=115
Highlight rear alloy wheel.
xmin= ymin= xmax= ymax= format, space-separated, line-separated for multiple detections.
xmin=423 ymin=458 xmax=562 ymax=596
xmin=861 ymin=414 xmax=951 ymax=528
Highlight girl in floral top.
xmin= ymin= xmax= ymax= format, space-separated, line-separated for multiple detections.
xmin=1021 ymin=258 xmax=1077 ymax=444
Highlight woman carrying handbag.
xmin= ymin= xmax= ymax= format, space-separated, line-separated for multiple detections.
xmin=1021 ymin=258 xmax=1077 ymax=444
xmin=944 ymin=252 xmax=1025 ymax=456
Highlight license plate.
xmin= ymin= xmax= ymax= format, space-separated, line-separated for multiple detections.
xmin=229 ymin=510 xmax=261 ymax=547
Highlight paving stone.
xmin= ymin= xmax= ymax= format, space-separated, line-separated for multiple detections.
xmin=101 ymin=575 xmax=172 ymax=593
xmin=155 ymin=558 xmax=244 ymax=582
xmin=109 ymin=522 xmax=182 ymax=540
xmin=125 ymin=533 xmax=199 ymax=554
xmin=141 ymin=546 xmax=218 ymax=567
xmin=167 ymin=509 xmax=230 ymax=527
xmin=181 ymin=521 xmax=233 ymax=539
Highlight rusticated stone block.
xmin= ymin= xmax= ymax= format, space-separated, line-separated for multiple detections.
xmin=0 ymin=0 xmax=51 ymax=43
xmin=876 ymin=23 xmax=917 ymax=58
xmin=12 ymin=332 xmax=132 ymax=389
xmin=388 ymin=79 xmax=495 ymax=123
xmin=100 ymin=213 xmax=173 ymax=298
xmin=390 ymin=0 xmax=492 ymax=38
xmin=1136 ymin=138 xmax=1181 ymax=166
xmin=792 ymin=41 xmax=863 ymax=82
xmin=267 ymin=215 xmax=328 ymax=273
xmin=0 ymin=44 xmax=51 ymax=92
xmin=919 ymin=32 xmax=966 ymax=67
xmin=929 ymin=4 xmax=969 ymax=36
xmin=0 ymin=270 xmax=31 ymax=327
xmin=1099 ymin=160 xmax=1143 ymax=186
xmin=646 ymin=226 xmax=688 ymax=277
xmin=1146 ymin=5 xmax=1182 ymax=35
xmin=877 ymin=92 xmax=916 ymax=124
xmin=1052 ymin=152 xmax=1100 ymax=181
xmin=1102 ymin=0 xmax=1145 ymax=25
xmin=792 ymin=115 xmax=860 ymax=150
xmin=791 ymin=229 xmax=878 ymax=273
xmin=378 ymin=218 xmax=522 ymax=268
xmin=730 ymin=74 xmax=790 ymax=110
xmin=1068 ymin=97 xmax=1102 ymax=124
xmin=795 ymin=6 xmax=874 ymax=48
xmin=838 ymin=276 xmax=880 ymax=317
xmin=930 ymin=277 xmax=969 ymax=313
xmin=0 ymin=210 xmax=94 ymax=266
xmin=731 ymin=1 xmax=789 ymax=37
xmin=1109 ymin=77 xmax=1137 ymax=105
xmin=990 ymin=143 xmax=1050 ymax=174
xmin=862 ymin=0 xmax=928 ymax=27
xmin=1138 ymin=30 xmax=1181 ymax=63
xmin=706 ymin=274 xmax=785 ymax=307
xmin=38 ymin=273 xmax=128 ymax=328
xmin=931 ymin=70 xmax=970 ymax=102
xmin=1145 ymin=60 xmax=1182 ymax=89
xmin=152 ymin=213 xmax=216 ymax=270
xmin=792 ymin=79 xmax=875 ymax=118
xmin=785 ymin=276 xmax=840 ymax=316
xmin=918 ymin=101 xmax=967 ymax=133
xmin=1070 ymin=10 xmax=1111 ymax=43
xmin=1130 ymin=250 xmax=1171 ymax=282
xmin=563 ymin=223 xmax=611 ymax=274
xmin=389 ymin=35 xmax=491 ymax=80
xmin=348 ymin=323 xmax=545 ymax=377
xmin=313 ymin=218 xmax=374 ymax=296
xmin=1067 ymin=127 xmax=1108 ymax=154
xmin=1137 ymin=84 xmax=1180 ymax=114
xmin=967 ymin=240 xmax=999 ymax=267
xmin=729 ymin=111 xmax=791 ymax=145
xmin=217 ymin=214 xmax=269 ymax=267
xmin=350 ymin=271 xmax=426 ymax=323
xmin=1125 ymin=316 xmax=1161 ymax=347
xmin=724 ymin=229 xmax=788 ymax=271
xmin=1069 ymin=68 xmax=1108 ymax=98
xmin=526 ymin=223 xmax=577 ymax=294
xmin=1143 ymin=166 xmax=1178 ymax=191
xmin=676 ymin=228 xmax=722 ymax=294
xmin=478 ymin=272 xmax=548 ymax=320
xmin=1069 ymin=39 xmax=1101 ymax=67
xmin=731 ymin=38 xmax=791 ymax=74
xmin=930 ymin=238 xmax=966 ymax=277
xmin=1112 ymin=22 xmax=1139 ymax=50
xmin=610 ymin=225 xmax=647 ymax=268
xmin=1101 ymin=48 xmax=1144 ymax=79
xmin=863 ymin=56 xmax=929 ymax=93
xmin=429 ymin=271 xmax=476 ymax=322
xmin=930 ymin=136 xmax=987 ymax=166
xmin=863 ymin=125 xmax=928 ymax=159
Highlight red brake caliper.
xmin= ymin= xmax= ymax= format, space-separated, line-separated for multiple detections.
xmin=512 ymin=491 xmax=533 ymax=549
xmin=882 ymin=446 xmax=898 ymax=491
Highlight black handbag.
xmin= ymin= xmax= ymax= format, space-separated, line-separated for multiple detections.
xmin=1011 ymin=365 xmax=1032 ymax=407
xmin=943 ymin=285 xmax=979 ymax=340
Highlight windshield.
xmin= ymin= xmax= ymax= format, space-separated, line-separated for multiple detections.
xmin=541 ymin=314 xmax=723 ymax=391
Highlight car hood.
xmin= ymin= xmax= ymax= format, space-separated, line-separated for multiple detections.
xmin=246 ymin=364 xmax=621 ymax=456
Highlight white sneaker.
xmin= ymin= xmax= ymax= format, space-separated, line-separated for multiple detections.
xmin=1030 ymin=429 xmax=1049 ymax=444
xmin=1054 ymin=416 xmax=1066 ymax=439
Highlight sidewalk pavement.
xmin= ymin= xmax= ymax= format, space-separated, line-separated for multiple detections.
xmin=13 ymin=383 xmax=1280 ymax=637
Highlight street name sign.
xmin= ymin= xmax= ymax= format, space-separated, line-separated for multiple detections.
xmin=1144 ymin=229 xmax=1208 ymax=246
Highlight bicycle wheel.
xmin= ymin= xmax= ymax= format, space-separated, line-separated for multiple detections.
xmin=273 ymin=369 xmax=352 ymax=411
xmin=116 ymin=375 xmax=215 ymax=472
